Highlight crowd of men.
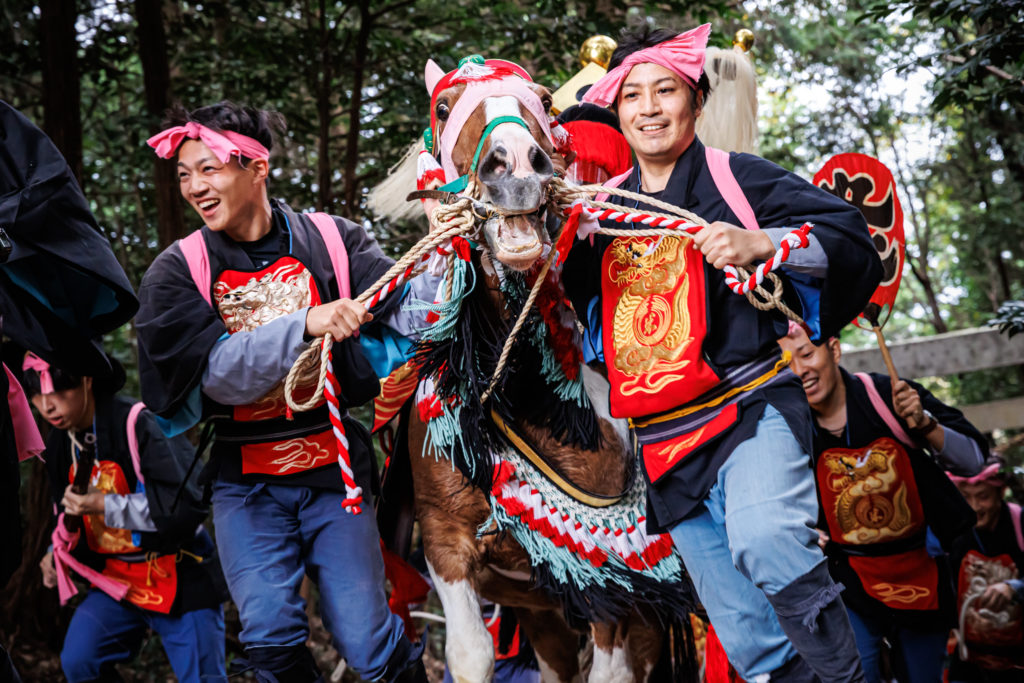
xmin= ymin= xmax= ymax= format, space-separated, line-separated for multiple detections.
xmin=1 ymin=19 xmax=1021 ymax=683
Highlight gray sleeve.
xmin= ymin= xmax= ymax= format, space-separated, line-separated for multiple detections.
xmin=763 ymin=228 xmax=828 ymax=278
xmin=934 ymin=425 xmax=985 ymax=475
xmin=380 ymin=272 xmax=443 ymax=339
xmin=104 ymin=493 xmax=158 ymax=532
xmin=202 ymin=308 xmax=310 ymax=405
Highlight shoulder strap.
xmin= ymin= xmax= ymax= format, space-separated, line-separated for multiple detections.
xmin=595 ymin=168 xmax=634 ymax=204
xmin=126 ymin=402 xmax=147 ymax=486
xmin=705 ymin=146 xmax=759 ymax=231
xmin=1008 ymin=502 xmax=1024 ymax=552
xmin=178 ymin=230 xmax=211 ymax=306
xmin=855 ymin=372 xmax=914 ymax=448
xmin=306 ymin=212 xmax=352 ymax=300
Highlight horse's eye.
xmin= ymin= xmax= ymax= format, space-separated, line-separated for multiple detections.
xmin=436 ymin=102 xmax=450 ymax=122
xmin=541 ymin=95 xmax=552 ymax=112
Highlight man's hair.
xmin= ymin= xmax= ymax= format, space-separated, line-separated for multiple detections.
xmin=22 ymin=364 xmax=83 ymax=398
xmin=608 ymin=25 xmax=712 ymax=109
xmin=161 ymin=101 xmax=286 ymax=164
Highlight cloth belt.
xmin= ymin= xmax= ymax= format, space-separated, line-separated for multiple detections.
xmin=630 ymin=349 xmax=793 ymax=445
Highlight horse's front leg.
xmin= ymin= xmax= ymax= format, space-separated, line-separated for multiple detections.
xmin=425 ymin=557 xmax=494 ymax=683
xmin=589 ymin=621 xmax=634 ymax=683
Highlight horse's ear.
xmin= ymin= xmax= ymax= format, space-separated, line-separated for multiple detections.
xmin=424 ymin=59 xmax=445 ymax=95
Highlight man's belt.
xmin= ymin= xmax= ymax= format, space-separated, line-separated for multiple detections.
xmin=630 ymin=349 xmax=793 ymax=445
xmin=827 ymin=531 xmax=927 ymax=558
xmin=490 ymin=411 xmax=630 ymax=508
xmin=212 ymin=406 xmax=335 ymax=446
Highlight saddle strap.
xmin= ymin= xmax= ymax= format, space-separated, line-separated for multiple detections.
xmin=489 ymin=411 xmax=629 ymax=508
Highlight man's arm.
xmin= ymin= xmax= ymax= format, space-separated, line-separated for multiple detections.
xmin=890 ymin=378 xmax=987 ymax=475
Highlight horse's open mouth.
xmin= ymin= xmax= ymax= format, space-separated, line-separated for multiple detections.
xmin=483 ymin=210 xmax=545 ymax=271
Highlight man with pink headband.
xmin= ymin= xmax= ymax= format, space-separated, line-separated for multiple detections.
xmin=134 ymin=102 xmax=430 ymax=683
xmin=562 ymin=24 xmax=883 ymax=682
xmin=780 ymin=324 xmax=986 ymax=683
xmin=949 ymin=458 xmax=1024 ymax=680
xmin=23 ymin=351 xmax=228 ymax=682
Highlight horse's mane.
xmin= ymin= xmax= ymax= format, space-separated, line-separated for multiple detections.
xmin=367 ymin=139 xmax=427 ymax=223
xmin=413 ymin=255 xmax=599 ymax=492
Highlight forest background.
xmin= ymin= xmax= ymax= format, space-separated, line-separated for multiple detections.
xmin=1 ymin=0 xmax=1022 ymax=680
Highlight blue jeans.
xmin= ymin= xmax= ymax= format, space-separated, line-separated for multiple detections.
xmin=61 ymin=589 xmax=225 ymax=682
xmin=212 ymin=481 xmax=407 ymax=681
xmin=669 ymin=405 xmax=826 ymax=679
xmin=847 ymin=608 xmax=946 ymax=683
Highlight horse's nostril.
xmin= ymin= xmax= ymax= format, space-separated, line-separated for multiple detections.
xmin=529 ymin=146 xmax=553 ymax=176
xmin=478 ymin=145 xmax=510 ymax=182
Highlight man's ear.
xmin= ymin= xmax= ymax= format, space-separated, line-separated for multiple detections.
xmin=828 ymin=337 xmax=842 ymax=364
xmin=249 ymin=158 xmax=270 ymax=183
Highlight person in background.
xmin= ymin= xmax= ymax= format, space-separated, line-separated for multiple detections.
xmin=25 ymin=353 xmax=227 ymax=683
xmin=779 ymin=324 xmax=985 ymax=683
xmin=948 ymin=456 xmax=1024 ymax=682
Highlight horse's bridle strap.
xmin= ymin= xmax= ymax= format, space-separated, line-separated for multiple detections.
xmin=470 ymin=116 xmax=530 ymax=173
xmin=489 ymin=410 xmax=627 ymax=508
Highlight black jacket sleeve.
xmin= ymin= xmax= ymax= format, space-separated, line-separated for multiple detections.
xmin=133 ymin=407 xmax=208 ymax=552
xmin=135 ymin=244 xmax=227 ymax=418
xmin=734 ymin=154 xmax=883 ymax=339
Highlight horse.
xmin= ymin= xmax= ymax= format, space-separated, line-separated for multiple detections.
xmin=371 ymin=56 xmax=695 ymax=683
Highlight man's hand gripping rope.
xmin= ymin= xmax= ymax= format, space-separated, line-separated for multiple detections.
xmin=282 ymin=200 xmax=478 ymax=514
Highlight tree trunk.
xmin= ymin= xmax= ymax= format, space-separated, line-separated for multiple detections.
xmin=136 ymin=0 xmax=186 ymax=249
xmin=341 ymin=0 xmax=373 ymax=217
xmin=316 ymin=0 xmax=334 ymax=213
xmin=39 ymin=0 xmax=82 ymax=184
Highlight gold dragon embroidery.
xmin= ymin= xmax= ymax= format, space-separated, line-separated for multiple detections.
xmin=609 ymin=236 xmax=694 ymax=396
xmin=823 ymin=439 xmax=915 ymax=545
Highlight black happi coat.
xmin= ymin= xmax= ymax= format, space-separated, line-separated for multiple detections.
xmin=814 ymin=369 xmax=981 ymax=630
xmin=563 ymin=137 xmax=882 ymax=529
xmin=44 ymin=393 xmax=225 ymax=615
xmin=135 ymin=200 xmax=398 ymax=492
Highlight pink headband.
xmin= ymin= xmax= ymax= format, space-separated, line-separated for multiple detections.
xmin=22 ymin=352 xmax=54 ymax=395
xmin=146 ymin=121 xmax=270 ymax=163
xmin=584 ymin=24 xmax=711 ymax=108
xmin=949 ymin=462 xmax=1006 ymax=488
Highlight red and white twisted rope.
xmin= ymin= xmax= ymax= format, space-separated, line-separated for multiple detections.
xmin=322 ymin=344 xmax=362 ymax=514
xmin=723 ymin=223 xmax=813 ymax=295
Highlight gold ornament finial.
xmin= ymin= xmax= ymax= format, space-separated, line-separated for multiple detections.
xmin=579 ymin=35 xmax=617 ymax=69
xmin=733 ymin=28 xmax=754 ymax=52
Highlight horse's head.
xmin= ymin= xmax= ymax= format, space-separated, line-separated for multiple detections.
xmin=424 ymin=57 xmax=555 ymax=271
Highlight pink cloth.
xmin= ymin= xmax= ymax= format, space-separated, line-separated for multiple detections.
xmin=583 ymin=24 xmax=711 ymax=108
xmin=51 ymin=513 xmax=130 ymax=605
xmin=147 ymin=121 xmax=269 ymax=163
xmin=437 ymin=78 xmax=553 ymax=183
xmin=4 ymin=364 xmax=44 ymax=461
xmin=948 ymin=462 xmax=1005 ymax=488
xmin=21 ymin=351 xmax=53 ymax=394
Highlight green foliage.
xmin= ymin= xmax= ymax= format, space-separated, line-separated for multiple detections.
xmin=989 ymin=300 xmax=1024 ymax=338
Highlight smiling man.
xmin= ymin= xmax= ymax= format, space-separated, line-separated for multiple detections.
xmin=779 ymin=324 xmax=985 ymax=683
xmin=134 ymin=102 xmax=429 ymax=683
xmin=562 ymin=24 xmax=882 ymax=682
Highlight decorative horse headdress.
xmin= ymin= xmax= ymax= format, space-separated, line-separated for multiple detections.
xmin=421 ymin=56 xmax=557 ymax=185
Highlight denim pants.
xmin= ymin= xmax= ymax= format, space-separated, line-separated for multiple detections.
xmin=669 ymin=405 xmax=827 ymax=679
xmin=61 ymin=589 xmax=226 ymax=682
xmin=212 ymin=480 xmax=407 ymax=681
xmin=846 ymin=608 xmax=946 ymax=683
